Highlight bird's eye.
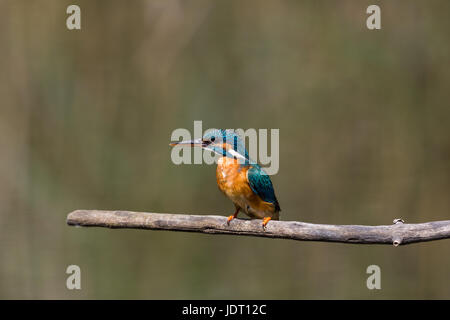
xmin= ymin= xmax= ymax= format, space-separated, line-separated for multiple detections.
xmin=211 ymin=136 xmax=215 ymax=142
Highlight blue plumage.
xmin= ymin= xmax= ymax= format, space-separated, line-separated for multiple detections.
xmin=203 ymin=129 xmax=250 ymax=160
xmin=247 ymin=164 xmax=281 ymax=212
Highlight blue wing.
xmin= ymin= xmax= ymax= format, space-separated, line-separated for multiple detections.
xmin=247 ymin=165 xmax=281 ymax=211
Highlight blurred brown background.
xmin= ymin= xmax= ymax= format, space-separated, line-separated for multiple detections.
xmin=0 ymin=0 xmax=449 ymax=299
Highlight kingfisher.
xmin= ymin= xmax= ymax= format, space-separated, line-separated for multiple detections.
xmin=170 ymin=129 xmax=280 ymax=229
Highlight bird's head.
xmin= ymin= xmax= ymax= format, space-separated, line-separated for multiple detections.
xmin=170 ymin=129 xmax=249 ymax=161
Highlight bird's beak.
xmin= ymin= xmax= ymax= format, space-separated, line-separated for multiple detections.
xmin=169 ymin=138 xmax=208 ymax=148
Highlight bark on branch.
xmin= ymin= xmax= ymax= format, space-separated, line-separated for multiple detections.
xmin=66 ymin=210 xmax=450 ymax=246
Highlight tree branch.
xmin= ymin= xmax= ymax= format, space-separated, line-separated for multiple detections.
xmin=66 ymin=210 xmax=450 ymax=246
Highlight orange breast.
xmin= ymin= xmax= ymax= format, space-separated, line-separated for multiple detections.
xmin=216 ymin=157 xmax=277 ymax=219
xmin=216 ymin=157 xmax=251 ymax=196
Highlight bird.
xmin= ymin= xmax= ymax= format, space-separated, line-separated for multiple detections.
xmin=170 ymin=129 xmax=280 ymax=229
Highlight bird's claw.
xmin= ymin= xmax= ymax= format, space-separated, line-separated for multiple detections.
xmin=262 ymin=217 xmax=272 ymax=231
xmin=227 ymin=215 xmax=235 ymax=225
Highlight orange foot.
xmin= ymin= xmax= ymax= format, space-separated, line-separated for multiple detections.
xmin=227 ymin=207 xmax=240 ymax=225
xmin=262 ymin=217 xmax=272 ymax=230
xmin=226 ymin=215 xmax=235 ymax=225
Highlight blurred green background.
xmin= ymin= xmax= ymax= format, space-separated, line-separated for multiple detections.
xmin=1 ymin=0 xmax=449 ymax=299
